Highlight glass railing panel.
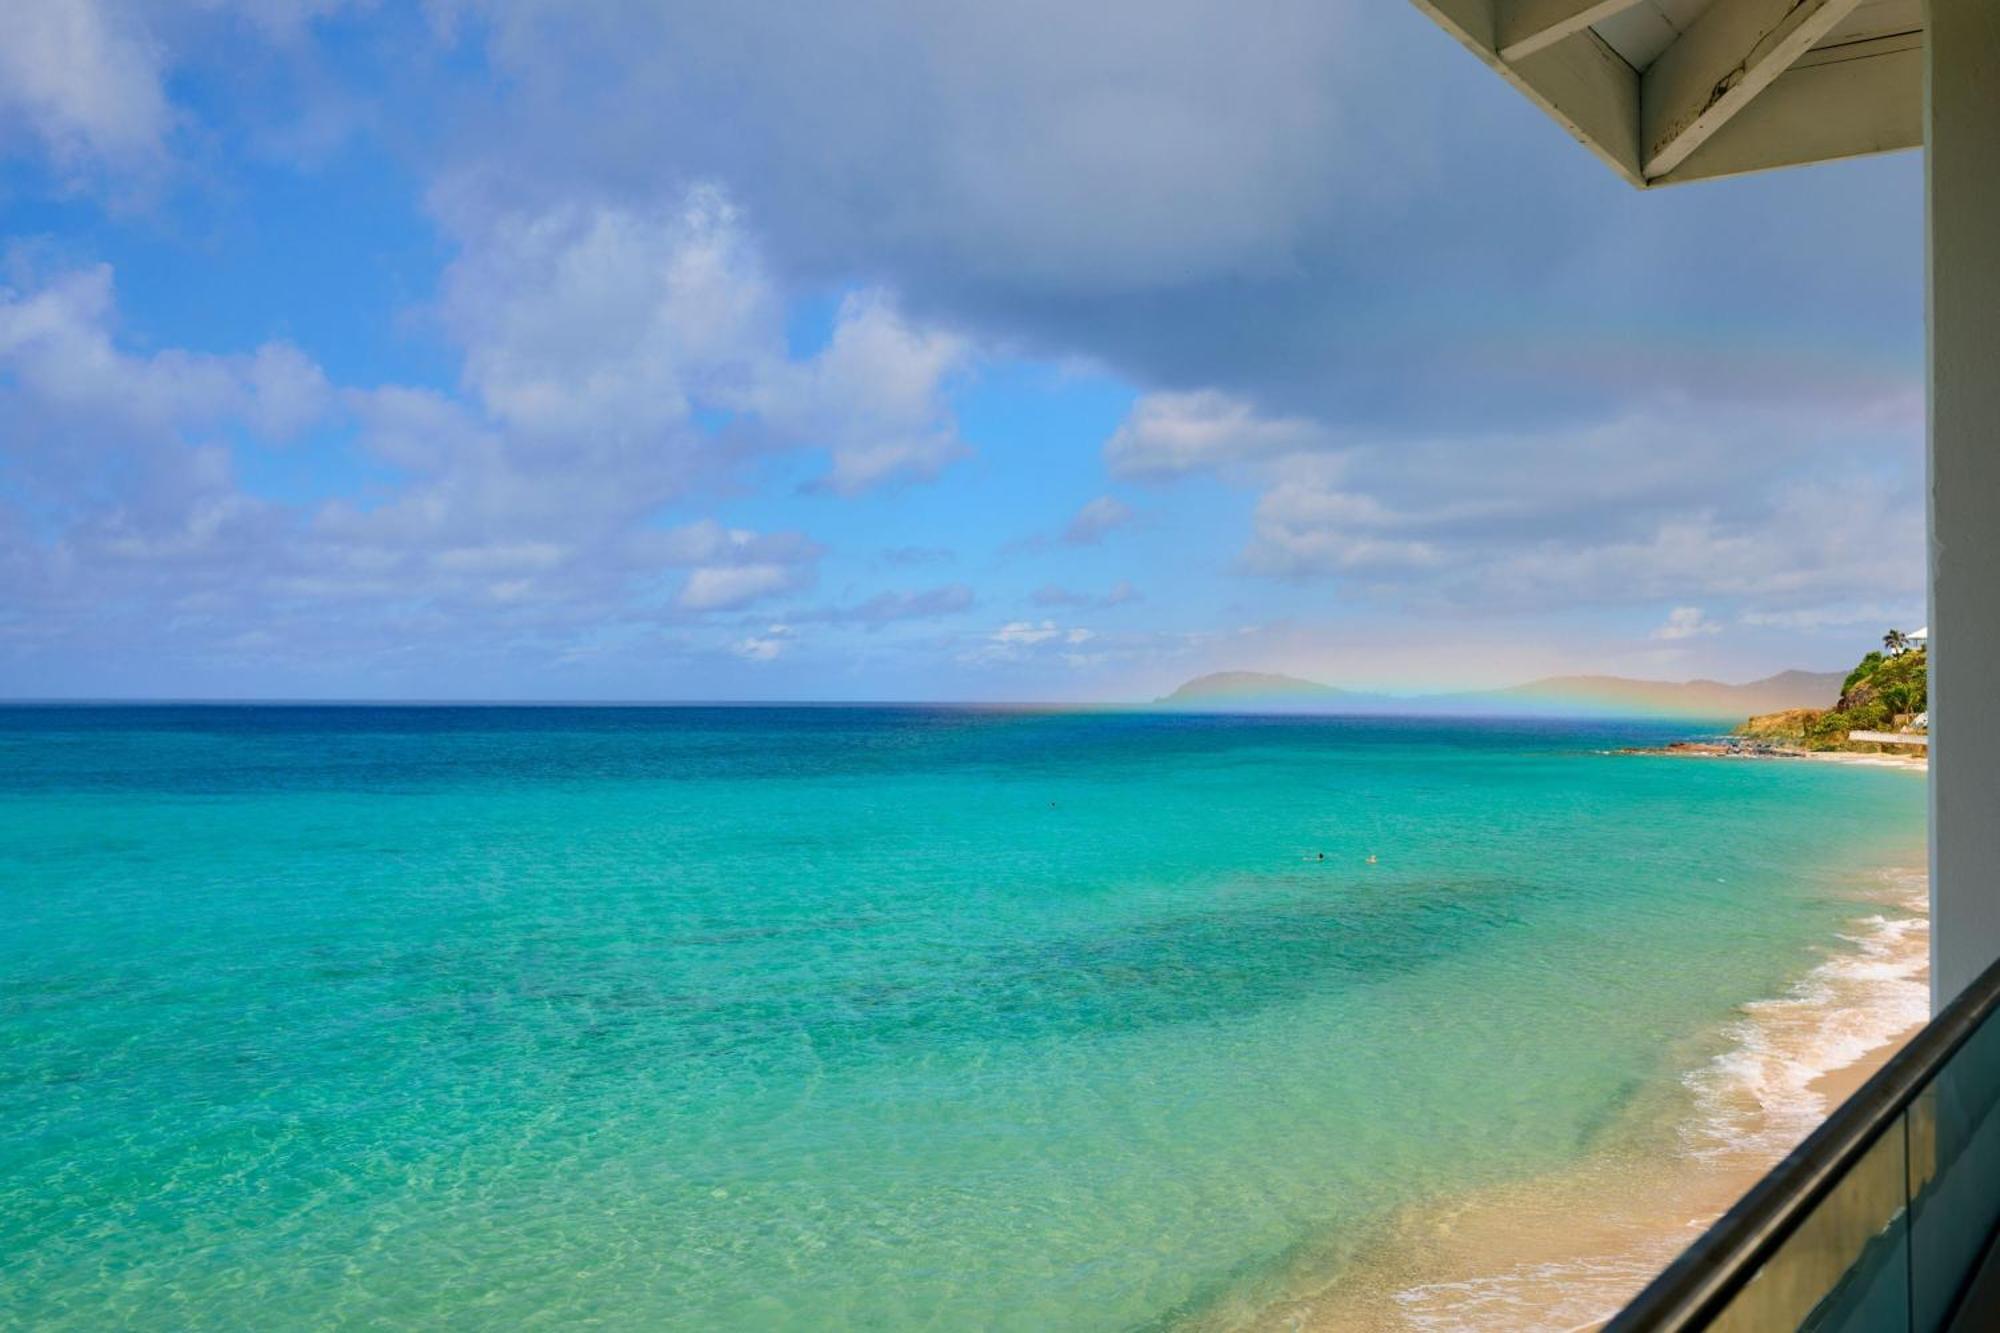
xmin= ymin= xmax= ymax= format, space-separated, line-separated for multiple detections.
xmin=1910 ymin=1005 xmax=2000 ymax=1329
xmin=1702 ymin=1120 xmax=1910 ymax=1333
xmin=1610 ymin=954 xmax=2000 ymax=1332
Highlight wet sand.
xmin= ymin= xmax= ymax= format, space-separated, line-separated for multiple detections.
xmin=1230 ymin=864 xmax=1930 ymax=1332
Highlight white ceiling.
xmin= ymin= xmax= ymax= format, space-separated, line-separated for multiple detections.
xmin=1592 ymin=0 xmax=1922 ymax=73
xmin=1594 ymin=0 xmax=1718 ymax=71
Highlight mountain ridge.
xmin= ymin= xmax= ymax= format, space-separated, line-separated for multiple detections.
xmin=1157 ymin=668 xmax=1845 ymax=718
xmin=1160 ymin=671 xmax=1345 ymax=703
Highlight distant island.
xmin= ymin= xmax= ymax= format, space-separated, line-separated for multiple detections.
xmin=1156 ymin=668 xmax=1844 ymax=719
xmin=1159 ymin=672 xmax=1347 ymax=706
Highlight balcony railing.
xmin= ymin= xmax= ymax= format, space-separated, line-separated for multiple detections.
xmin=1608 ymin=952 xmax=2000 ymax=1331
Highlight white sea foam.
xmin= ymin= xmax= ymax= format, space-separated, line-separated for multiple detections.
xmin=1680 ymin=868 xmax=1929 ymax=1159
xmin=1381 ymin=867 xmax=1929 ymax=1332
xmin=1393 ymin=1253 xmax=1674 ymax=1332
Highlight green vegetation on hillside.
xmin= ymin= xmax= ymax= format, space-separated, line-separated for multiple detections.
xmin=1738 ymin=633 xmax=1928 ymax=751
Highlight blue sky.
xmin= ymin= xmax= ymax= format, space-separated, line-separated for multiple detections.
xmin=0 ymin=1 xmax=1924 ymax=701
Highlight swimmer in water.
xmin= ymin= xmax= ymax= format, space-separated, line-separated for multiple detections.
xmin=1366 ymin=853 xmax=1378 ymax=865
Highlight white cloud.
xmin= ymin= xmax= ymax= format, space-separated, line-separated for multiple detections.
xmin=776 ymin=290 xmax=972 ymax=493
xmin=439 ymin=186 xmax=770 ymax=447
xmin=678 ymin=563 xmax=810 ymax=611
xmin=0 ymin=1 xmax=172 ymax=172
xmin=1062 ymin=495 xmax=1134 ymax=544
xmin=732 ymin=624 xmax=792 ymax=662
xmin=1740 ymin=604 xmax=1912 ymax=632
xmin=637 ymin=519 xmax=820 ymax=570
xmin=1033 ymin=579 xmax=1140 ymax=609
xmin=426 ymin=0 xmax=1382 ymax=299
xmin=0 ymin=187 xmax=982 ymax=661
xmin=1106 ymin=390 xmax=1332 ymax=478
xmin=793 ymin=583 xmax=974 ymax=626
xmin=435 ymin=188 xmax=973 ymax=497
xmin=1241 ymin=464 xmax=1440 ymax=576
xmin=0 ymin=0 xmax=366 ymax=185
xmin=0 ymin=263 xmax=330 ymax=438
xmin=995 ymin=620 xmax=1061 ymax=646
xmin=432 ymin=542 xmax=567 ymax=575
xmin=0 ymin=255 xmax=829 ymax=679
xmin=1653 ymin=606 xmax=1721 ymax=640
xmin=1208 ymin=392 xmax=1924 ymax=638
xmin=0 ymin=5 xmax=1926 ymax=697
xmin=958 ymin=618 xmax=1101 ymax=667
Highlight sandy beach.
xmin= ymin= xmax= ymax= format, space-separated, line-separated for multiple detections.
xmin=1230 ymin=861 xmax=1931 ymax=1332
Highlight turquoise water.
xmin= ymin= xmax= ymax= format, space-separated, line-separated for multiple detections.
xmin=0 ymin=707 xmax=1927 ymax=1330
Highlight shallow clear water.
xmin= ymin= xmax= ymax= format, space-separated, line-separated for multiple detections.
xmin=0 ymin=707 xmax=1927 ymax=1329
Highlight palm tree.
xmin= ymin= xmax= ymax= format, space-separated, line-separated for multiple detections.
xmin=1884 ymin=628 xmax=1911 ymax=656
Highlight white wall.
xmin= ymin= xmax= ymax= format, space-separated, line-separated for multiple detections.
xmin=1927 ymin=0 xmax=2000 ymax=1009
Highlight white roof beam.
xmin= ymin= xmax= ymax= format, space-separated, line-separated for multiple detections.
xmin=1498 ymin=0 xmax=1649 ymax=62
xmin=1641 ymin=0 xmax=1868 ymax=180
xmin=1511 ymin=31 xmax=1644 ymax=185
xmin=1410 ymin=0 xmax=1645 ymax=186
xmin=1657 ymin=32 xmax=1922 ymax=184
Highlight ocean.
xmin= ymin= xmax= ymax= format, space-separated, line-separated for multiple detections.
xmin=0 ymin=706 xmax=1929 ymax=1329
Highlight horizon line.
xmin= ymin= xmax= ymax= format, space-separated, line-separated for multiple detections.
xmin=0 ymin=695 xmax=1753 ymax=722
xmin=0 ymin=664 xmax=1847 ymax=710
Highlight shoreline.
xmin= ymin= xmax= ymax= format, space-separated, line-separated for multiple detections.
xmin=1221 ymin=859 xmax=1930 ymax=1331
xmin=1619 ymin=741 xmax=1928 ymax=772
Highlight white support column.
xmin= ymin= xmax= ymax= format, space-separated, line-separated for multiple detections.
xmin=1927 ymin=0 xmax=2000 ymax=1009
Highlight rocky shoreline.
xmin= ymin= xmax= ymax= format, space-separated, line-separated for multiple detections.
xmin=1619 ymin=738 xmax=1927 ymax=769
xmin=1618 ymin=738 xmax=1803 ymax=758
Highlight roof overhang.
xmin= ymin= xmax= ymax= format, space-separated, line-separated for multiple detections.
xmin=1408 ymin=0 xmax=1922 ymax=187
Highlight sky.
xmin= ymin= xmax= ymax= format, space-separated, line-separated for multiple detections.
xmin=0 ymin=1 xmax=1925 ymax=702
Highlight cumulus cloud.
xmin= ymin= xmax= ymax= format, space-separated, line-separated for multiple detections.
xmin=0 ymin=183 xmax=990 ymax=670
xmin=1222 ymin=392 xmax=1925 ymax=632
xmin=959 ymin=618 xmax=1100 ymax=667
xmin=678 ymin=564 xmax=810 ymax=612
xmin=0 ymin=0 xmax=366 ymax=186
xmin=0 ymin=263 xmax=332 ymax=623
xmin=425 ymin=0 xmax=1373 ymax=294
xmin=9 ymin=0 xmax=1922 ymax=440
xmin=1033 ymin=580 xmax=1141 ymax=609
xmin=777 ymin=291 xmax=972 ymax=493
xmin=0 ymin=2 xmax=172 ymax=173
xmin=0 ymin=263 xmax=331 ymax=440
xmin=0 ymin=249 xmax=834 ymax=685
xmin=1106 ymin=390 xmax=1332 ymax=478
xmin=639 ymin=520 xmax=822 ymax=572
xmin=1740 ymin=604 xmax=1912 ymax=632
xmin=400 ymin=0 xmax=1922 ymax=480
xmin=1241 ymin=465 xmax=1440 ymax=576
xmin=435 ymin=188 xmax=972 ymax=497
xmin=1653 ymin=606 xmax=1721 ymax=640
xmin=793 ymin=583 xmax=975 ymax=627
xmin=0 ymin=0 xmax=1928 ymax=695
xmin=731 ymin=624 xmax=792 ymax=662
xmin=996 ymin=620 xmax=1061 ymax=647
xmin=1061 ymin=495 xmax=1135 ymax=545
xmin=437 ymin=187 xmax=774 ymax=449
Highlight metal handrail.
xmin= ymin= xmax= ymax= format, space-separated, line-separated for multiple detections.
xmin=1607 ymin=951 xmax=2000 ymax=1331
